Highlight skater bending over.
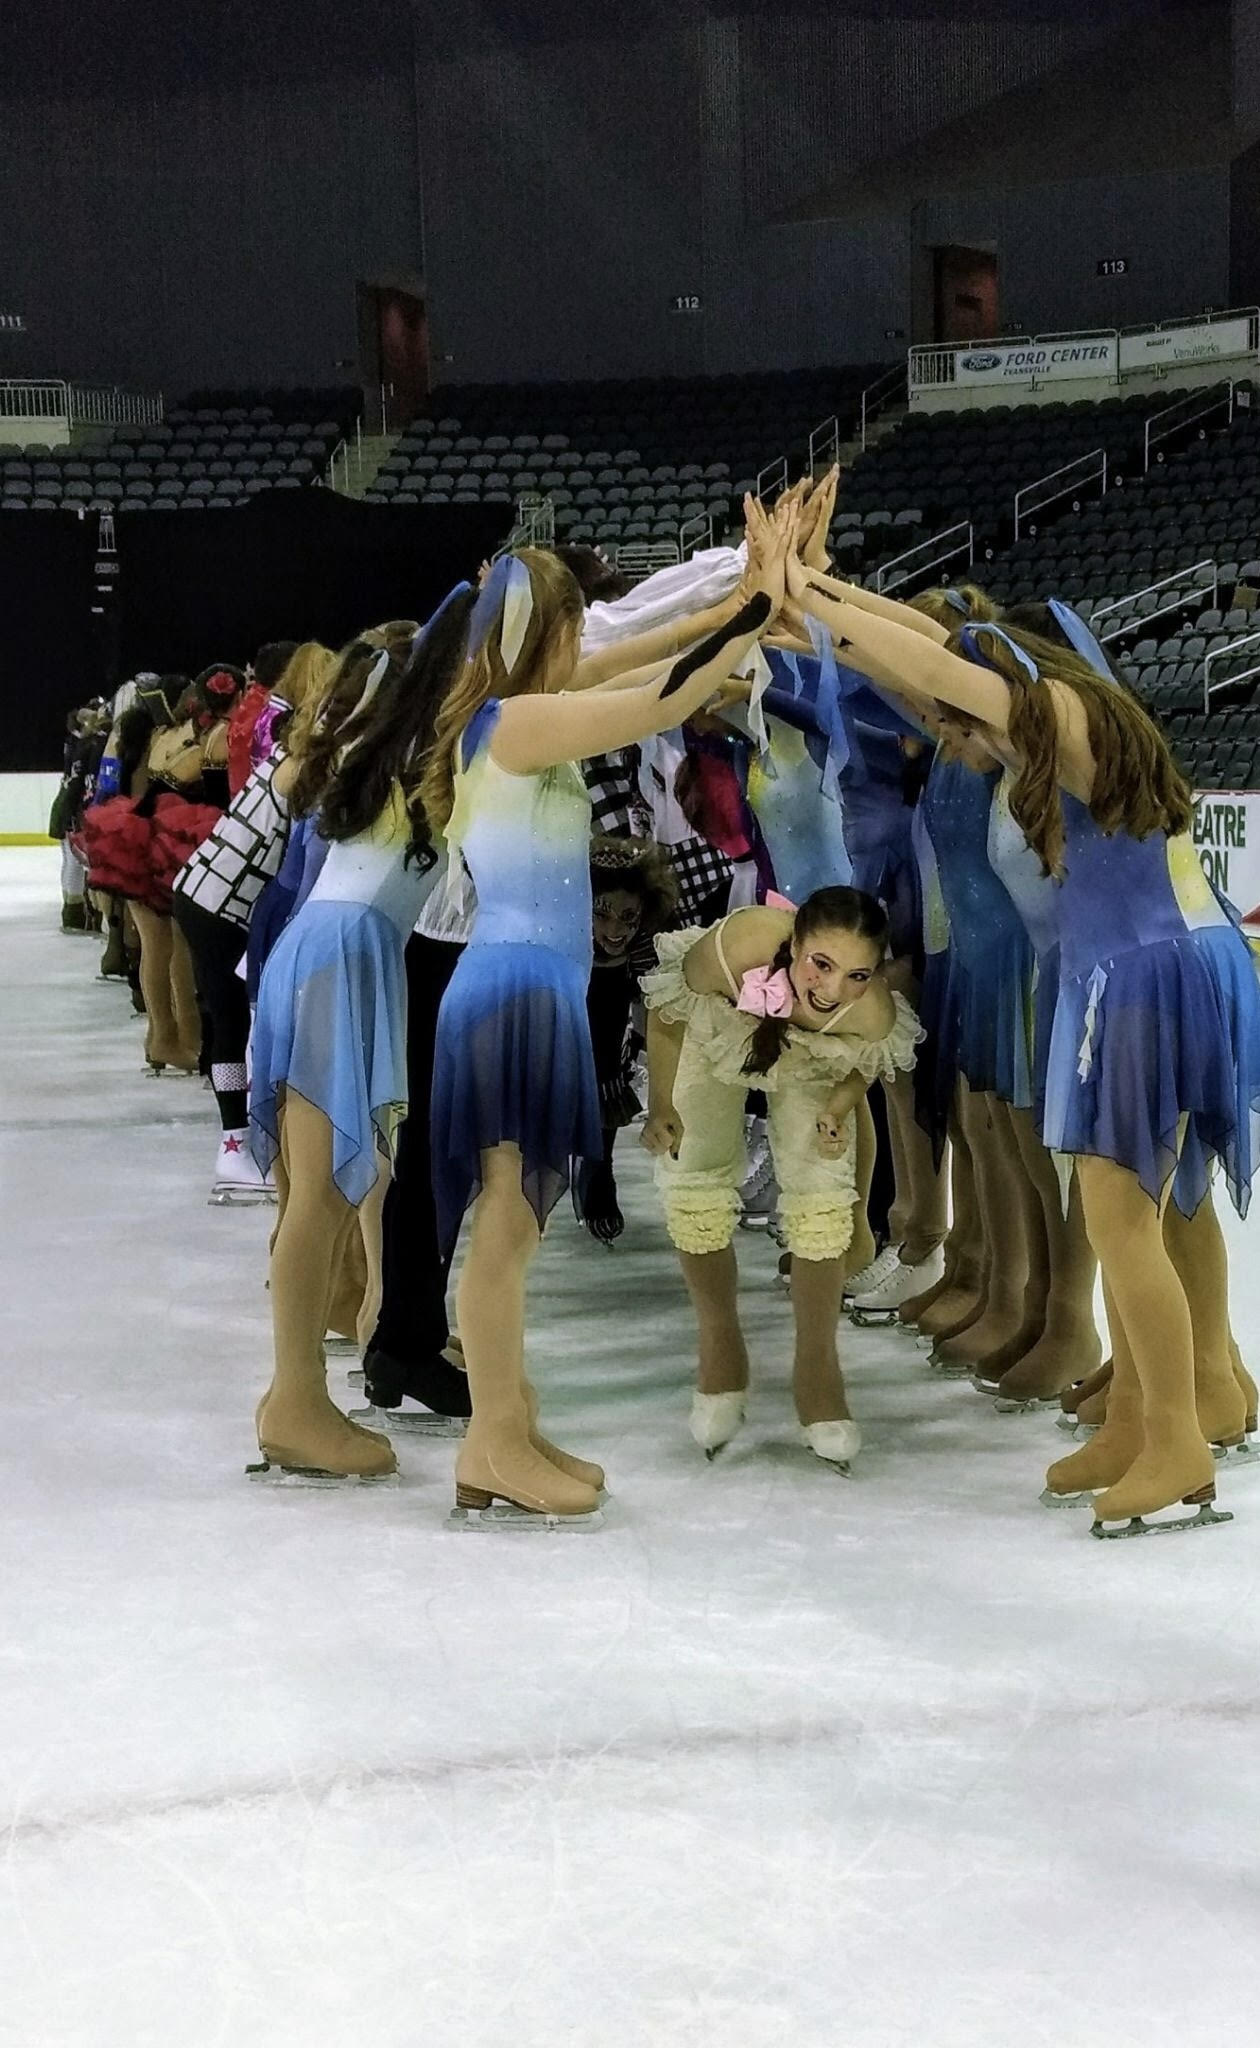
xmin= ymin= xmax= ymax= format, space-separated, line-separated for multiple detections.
xmin=641 ymin=892 xmax=922 ymax=1468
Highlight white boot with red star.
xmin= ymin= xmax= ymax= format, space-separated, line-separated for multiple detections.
xmin=209 ymin=1128 xmax=276 ymax=1207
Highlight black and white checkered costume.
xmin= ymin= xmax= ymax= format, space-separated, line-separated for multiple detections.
xmin=171 ymin=751 xmax=289 ymax=929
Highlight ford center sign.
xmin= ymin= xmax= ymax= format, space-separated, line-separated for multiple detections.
xmin=954 ymin=338 xmax=1118 ymax=386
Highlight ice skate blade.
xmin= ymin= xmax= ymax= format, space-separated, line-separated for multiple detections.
xmin=849 ymin=1308 xmax=899 ymax=1328
xmin=1054 ymin=1416 xmax=1100 ymax=1439
xmin=991 ymin=1391 xmax=1063 ymax=1414
xmin=324 ymin=1336 xmax=360 ymax=1358
xmin=447 ymin=1501 xmax=604 ymax=1532
xmin=348 ymin=1403 xmax=465 ymax=1438
xmin=1040 ymin=1485 xmax=1095 ymax=1510
xmin=928 ymin=1355 xmax=974 ymax=1379
xmin=1212 ymin=1437 xmax=1260 ymax=1468
xmin=245 ymin=1458 xmax=399 ymax=1488
xmin=209 ymin=1188 xmax=276 ymax=1207
xmin=1092 ymin=1501 xmax=1234 ymax=1539
xmin=345 ymin=1366 xmax=365 ymax=1391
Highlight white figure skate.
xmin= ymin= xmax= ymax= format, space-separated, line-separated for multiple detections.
xmin=209 ymin=1129 xmax=277 ymax=1206
xmin=690 ymin=1391 xmax=747 ymax=1461
xmin=842 ymin=1243 xmax=899 ymax=1308
xmin=850 ymin=1246 xmax=945 ymax=1326
xmin=801 ymin=1419 xmax=861 ymax=1473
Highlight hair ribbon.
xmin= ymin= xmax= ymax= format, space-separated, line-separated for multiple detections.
xmin=959 ymin=623 xmax=1041 ymax=683
xmin=467 ymin=554 xmax=534 ymax=676
xmin=1046 ymin=598 xmax=1115 ymax=681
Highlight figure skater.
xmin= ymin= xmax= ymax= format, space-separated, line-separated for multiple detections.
xmin=248 ymin=593 xmax=473 ymax=1483
xmin=422 ymin=529 xmax=786 ymax=1525
xmin=641 ymin=891 xmax=921 ymax=1467
xmin=790 ymin=561 xmax=1260 ymax=1536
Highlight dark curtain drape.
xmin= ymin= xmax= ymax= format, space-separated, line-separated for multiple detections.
xmin=115 ymin=494 xmax=513 ymax=679
xmin=0 ymin=512 xmax=101 ymax=771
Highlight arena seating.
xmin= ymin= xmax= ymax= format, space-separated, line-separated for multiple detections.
xmin=365 ymin=367 xmax=883 ymax=550
xmin=826 ymin=393 xmax=1163 ymax=581
xmin=0 ymin=405 xmax=342 ymax=514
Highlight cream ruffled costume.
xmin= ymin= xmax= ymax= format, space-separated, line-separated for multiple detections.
xmin=642 ymin=921 xmax=923 ymax=1261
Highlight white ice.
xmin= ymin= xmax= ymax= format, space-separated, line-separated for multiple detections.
xmin=2 ymin=844 xmax=1258 ymax=2048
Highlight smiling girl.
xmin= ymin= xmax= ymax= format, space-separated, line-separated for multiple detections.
xmin=641 ymin=889 xmax=922 ymax=1467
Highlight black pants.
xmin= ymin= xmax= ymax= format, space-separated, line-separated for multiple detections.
xmin=866 ymin=1080 xmax=896 ymax=1249
xmin=369 ymin=933 xmax=464 ymax=1364
xmin=171 ymin=895 xmax=250 ymax=1130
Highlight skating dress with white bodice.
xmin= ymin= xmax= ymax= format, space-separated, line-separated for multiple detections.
xmin=250 ymin=784 xmax=446 ymax=1205
xmin=429 ymin=700 xmax=602 ymax=1249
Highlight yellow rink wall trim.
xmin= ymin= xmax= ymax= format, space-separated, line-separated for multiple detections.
xmin=0 ymin=834 xmax=55 ymax=846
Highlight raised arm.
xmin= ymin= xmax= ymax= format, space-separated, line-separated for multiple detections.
xmin=571 ymin=592 xmax=744 ymax=689
xmin=785 ymin=556 xmax=1012 ymax=733
xmin=800 ymin=564 xmax=951 ymax=643
xmin=491 ymin=595 xmax=774 ymax=774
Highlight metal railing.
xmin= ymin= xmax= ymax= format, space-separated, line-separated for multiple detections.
xmin=1205 ymin=629 xmax=1260 ymax=712
xmin=756 ymin=454 xmax=788 ymax=505
xmin=908 ymin=336 xmax=1035 ymax=393
xmin=1143 ymin=381 xmax=1236 ymax=470
xmin=1013 ymin=447 xmax=1107 ymax=541
xmin=1123 ymin=303 xmax=1260 ymax=365
xmin=1091 ymin=560 xmax=1219 ymax=645
xmin=859 ymin=361 xmax=908 ymax=446
xmin=874 ymin=519 xmax=973 ymax=596
xmin=808 ymin=414 xmax=839 ymax=476
xmin=70 ymin=385 xmax=164 ymax=427
xmin=0 ymin=377 xmax=69 ymax=420
xmin=679 ymin=510 xmax=714 ymax=558
xmin=495 ymin=493 xmax=554 ymax=557
xmin=614 ymin=539 xmax=681 ymax=579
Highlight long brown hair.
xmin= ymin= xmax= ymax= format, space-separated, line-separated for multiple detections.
xmin=289 ymin=622 xmax=418 ymax=816
xmin=419 ymin=548 xmax=585 ymax=834
xmin=316 ymin=590 xmax=476 ymax=852
xmin=954 ymin=624 xmax=1194 ymax=877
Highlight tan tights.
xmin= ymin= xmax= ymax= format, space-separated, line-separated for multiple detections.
xmin=681 ymin=1242 xmax=852 ymax=1427
xmin=1045 ymin=1154 xmax=1219 ymax=1519
xmin=258 ymin=1091 xmax=393 ymax=1476
xmin=452 ymin=1144 xmax=602 ymax=1514
xmin=129 ymin=903 xmax=200 ymax=1071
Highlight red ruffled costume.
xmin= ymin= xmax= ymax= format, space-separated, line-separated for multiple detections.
xmin=82 ymin=789 xmax=223 ymax=912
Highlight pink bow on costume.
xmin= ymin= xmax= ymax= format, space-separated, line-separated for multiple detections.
xmin=736 ymin=966 xmax=794 ymax=1019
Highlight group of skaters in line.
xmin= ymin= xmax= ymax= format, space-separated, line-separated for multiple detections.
xmin=49 ymin=473 xmax=1260 ymax=1538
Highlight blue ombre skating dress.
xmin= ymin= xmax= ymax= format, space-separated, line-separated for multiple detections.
xmin=250 ymin=785 xmax=443 ymax=1206
xmin=1039 ymin=798 xmax=1260 ymax=1217
xmin=919 ymin=756 xmax=1035 ymax=1111
xmin=430 ymin=700 xmax=602 ymax=1250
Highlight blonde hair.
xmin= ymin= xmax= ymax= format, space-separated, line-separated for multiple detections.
xmin=954 ymin=623 xmax=1194 ymax=877
xmin=277 ymin=641 xmax=337 ymax=721
xmin=419 ymin=548 xmax=585 ymax=833
xmin=910 ymin=582 xmax=1001 ymax=630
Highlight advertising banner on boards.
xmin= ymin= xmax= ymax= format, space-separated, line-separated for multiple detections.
xmin=1119 ymin=317 xmax=1254 ymax=374
xmin=1194 ymin=790 xmax=1260 ymax=933
xmin=952 ymin=337 xmax=1117 ymax=387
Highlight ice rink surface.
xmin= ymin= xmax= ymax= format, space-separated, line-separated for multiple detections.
xmin=2 ymin=844 xmax=1258 ymax=2048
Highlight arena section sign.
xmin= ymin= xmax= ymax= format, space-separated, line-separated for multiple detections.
xmin=952 ymin=337 xmax=1117 ymax=388
xmin=1119 ymin=316 xmax=1255 ymax=373
xmin=1194 ymin=790 xmax=1260 ymax=934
